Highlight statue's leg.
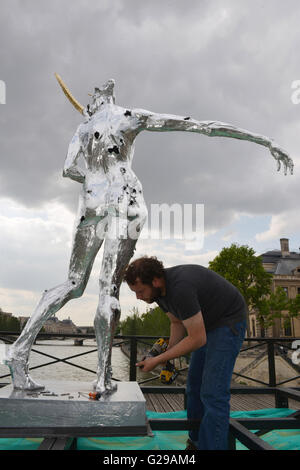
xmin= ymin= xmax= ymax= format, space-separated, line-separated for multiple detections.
xmin=93 ymin=207 xmax=147 ymax=395
xmin=5 ymin=222 xmax=103 ymax=390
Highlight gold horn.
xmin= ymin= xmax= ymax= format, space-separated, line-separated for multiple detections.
xmin=54 ymin=73 xmax=85 ymax=115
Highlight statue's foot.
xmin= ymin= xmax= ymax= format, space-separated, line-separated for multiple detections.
xmin=4 ymin=357 xmax=45 ymax=391
xmin=105 ymin=380 xmax=118 ymax=394
xmin=92 ymin=378 xmax=117 ymax=396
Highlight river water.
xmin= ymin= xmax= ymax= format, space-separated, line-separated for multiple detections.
xmin=0 ymin=339 xmax=159 ymax=386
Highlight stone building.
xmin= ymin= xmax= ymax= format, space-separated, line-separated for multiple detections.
xmin=249 ymin=238 xmax=300 ymax=337
xmin=42 ymin=316 xmax=78 ymax=334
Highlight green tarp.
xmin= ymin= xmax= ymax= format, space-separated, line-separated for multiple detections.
xmin=0 ymin=408 xmax=299 ymax=450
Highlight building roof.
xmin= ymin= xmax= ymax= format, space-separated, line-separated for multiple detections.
xmin=275 ymin=259 xmax=300 ymax=275
xmin=61 ymin=319 xmax=74 ymax=324
xmin=260 ymin=247 xmax=300 ymax=275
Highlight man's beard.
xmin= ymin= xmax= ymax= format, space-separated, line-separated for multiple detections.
xmin=149 ymin=286 xmax=164 ymax=303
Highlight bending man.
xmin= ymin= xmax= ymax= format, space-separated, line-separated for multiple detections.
xmin=125 ymin=256 xmax=246 ymax=451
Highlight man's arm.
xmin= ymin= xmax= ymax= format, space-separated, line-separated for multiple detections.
xmin=133 ymin=108 xmax=293 ymax=175
xmin=136 ymin=311 xmax=206 ymax=372
xmin=166 ymin=312 xmax=187 ymax=349
xmin=63 ymin=126 xmax=86 ymax=183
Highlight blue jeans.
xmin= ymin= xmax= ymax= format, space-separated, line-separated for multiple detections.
xmin=186 ymin=320 xmax=246 ymax=450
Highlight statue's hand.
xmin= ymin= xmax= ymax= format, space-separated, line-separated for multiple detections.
xmin=269 ymin=142 xmax=294 ymax=175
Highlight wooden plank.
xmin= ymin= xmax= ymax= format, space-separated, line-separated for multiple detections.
xmin=155 ymin=394 xmax=175 ymax=413
xmin=146 ymin=393 xmax=174 ymax=413
xmin=145 ymin=392 xmax=300 ymax=413
xmin=146 ymin=394 xmax=157 ymax=412
xmin=230 ymin=394 xmax=275 ymax=411
xmin=163 ymin=393 xmax=184 ymax=410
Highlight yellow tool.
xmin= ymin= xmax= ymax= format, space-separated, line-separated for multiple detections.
xmin=143 ymin=338 xmax=179 ymax=384
xmin=160 ymin=361 xmax=179 ymax=384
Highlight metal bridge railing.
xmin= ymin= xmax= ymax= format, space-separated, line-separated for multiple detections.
xmin=0 ymin=332 xmax=300 ymax=388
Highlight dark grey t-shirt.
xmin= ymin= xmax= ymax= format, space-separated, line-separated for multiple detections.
xmin=156 ymin=265 xmax=246 ymax=331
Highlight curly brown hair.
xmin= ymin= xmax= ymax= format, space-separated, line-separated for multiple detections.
xmin=123 ymin=256 xmax=165 ymax=286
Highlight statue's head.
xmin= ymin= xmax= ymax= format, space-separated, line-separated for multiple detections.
xmin=88 ymin=79 xmax=115 ymax=115
xmin=54 ymin=73 xmax=116 ymax=117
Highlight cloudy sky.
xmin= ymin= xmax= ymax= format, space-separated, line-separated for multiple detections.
xmin=1 ymin=0 xmax=300 ymax=326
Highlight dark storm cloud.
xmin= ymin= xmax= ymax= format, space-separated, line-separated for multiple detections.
xmin=0 ymin=0 xmax=299 ymax=229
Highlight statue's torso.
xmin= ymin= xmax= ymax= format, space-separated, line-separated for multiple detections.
xmin=77 ymin=104 xmax=145 ymax=216
xmin=80 ymin=104 xmax=140 ymax=171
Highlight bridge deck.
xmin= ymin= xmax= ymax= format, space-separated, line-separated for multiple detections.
xmin=144 ymin=391 xmax=300 ymax=413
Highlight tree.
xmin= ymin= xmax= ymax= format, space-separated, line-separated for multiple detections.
xmin=140 ymin=307 xmax=170 ymax=337
xmin=209 ymin=243 xmax=272 ymax=336
xmin=257 ymin=287 xmax=300 ymax=335
xmin=0 ymin=313 xmax=21 ymax=332
xmin=120 ymin=307 xmax=144 ymax=336
xmin=120 ymin=306 xmax=170 ymax=338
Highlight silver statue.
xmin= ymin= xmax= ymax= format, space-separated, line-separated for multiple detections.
xmin=4 ymin=74 xmax=293 ymax=394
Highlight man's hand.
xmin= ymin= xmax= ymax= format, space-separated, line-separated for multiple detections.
xmin=136 ymin=356 xmax=160 ymax=372
xmin=138 ymin=311 xmax=206 ymax=373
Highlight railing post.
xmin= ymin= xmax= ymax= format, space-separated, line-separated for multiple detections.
xmin=129 ymin=337 xmax=137 ymax=381
xmin=274 ymin=389 xmax=289 ymax=408
xmin=267 ymin=341 xmax=276 ymax=387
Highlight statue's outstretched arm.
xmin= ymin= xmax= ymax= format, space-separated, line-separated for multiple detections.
xmin=63 ymin=126 xmax=86 ymax=183
xmin=134 ymin=109 xmax=294 ymax=175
